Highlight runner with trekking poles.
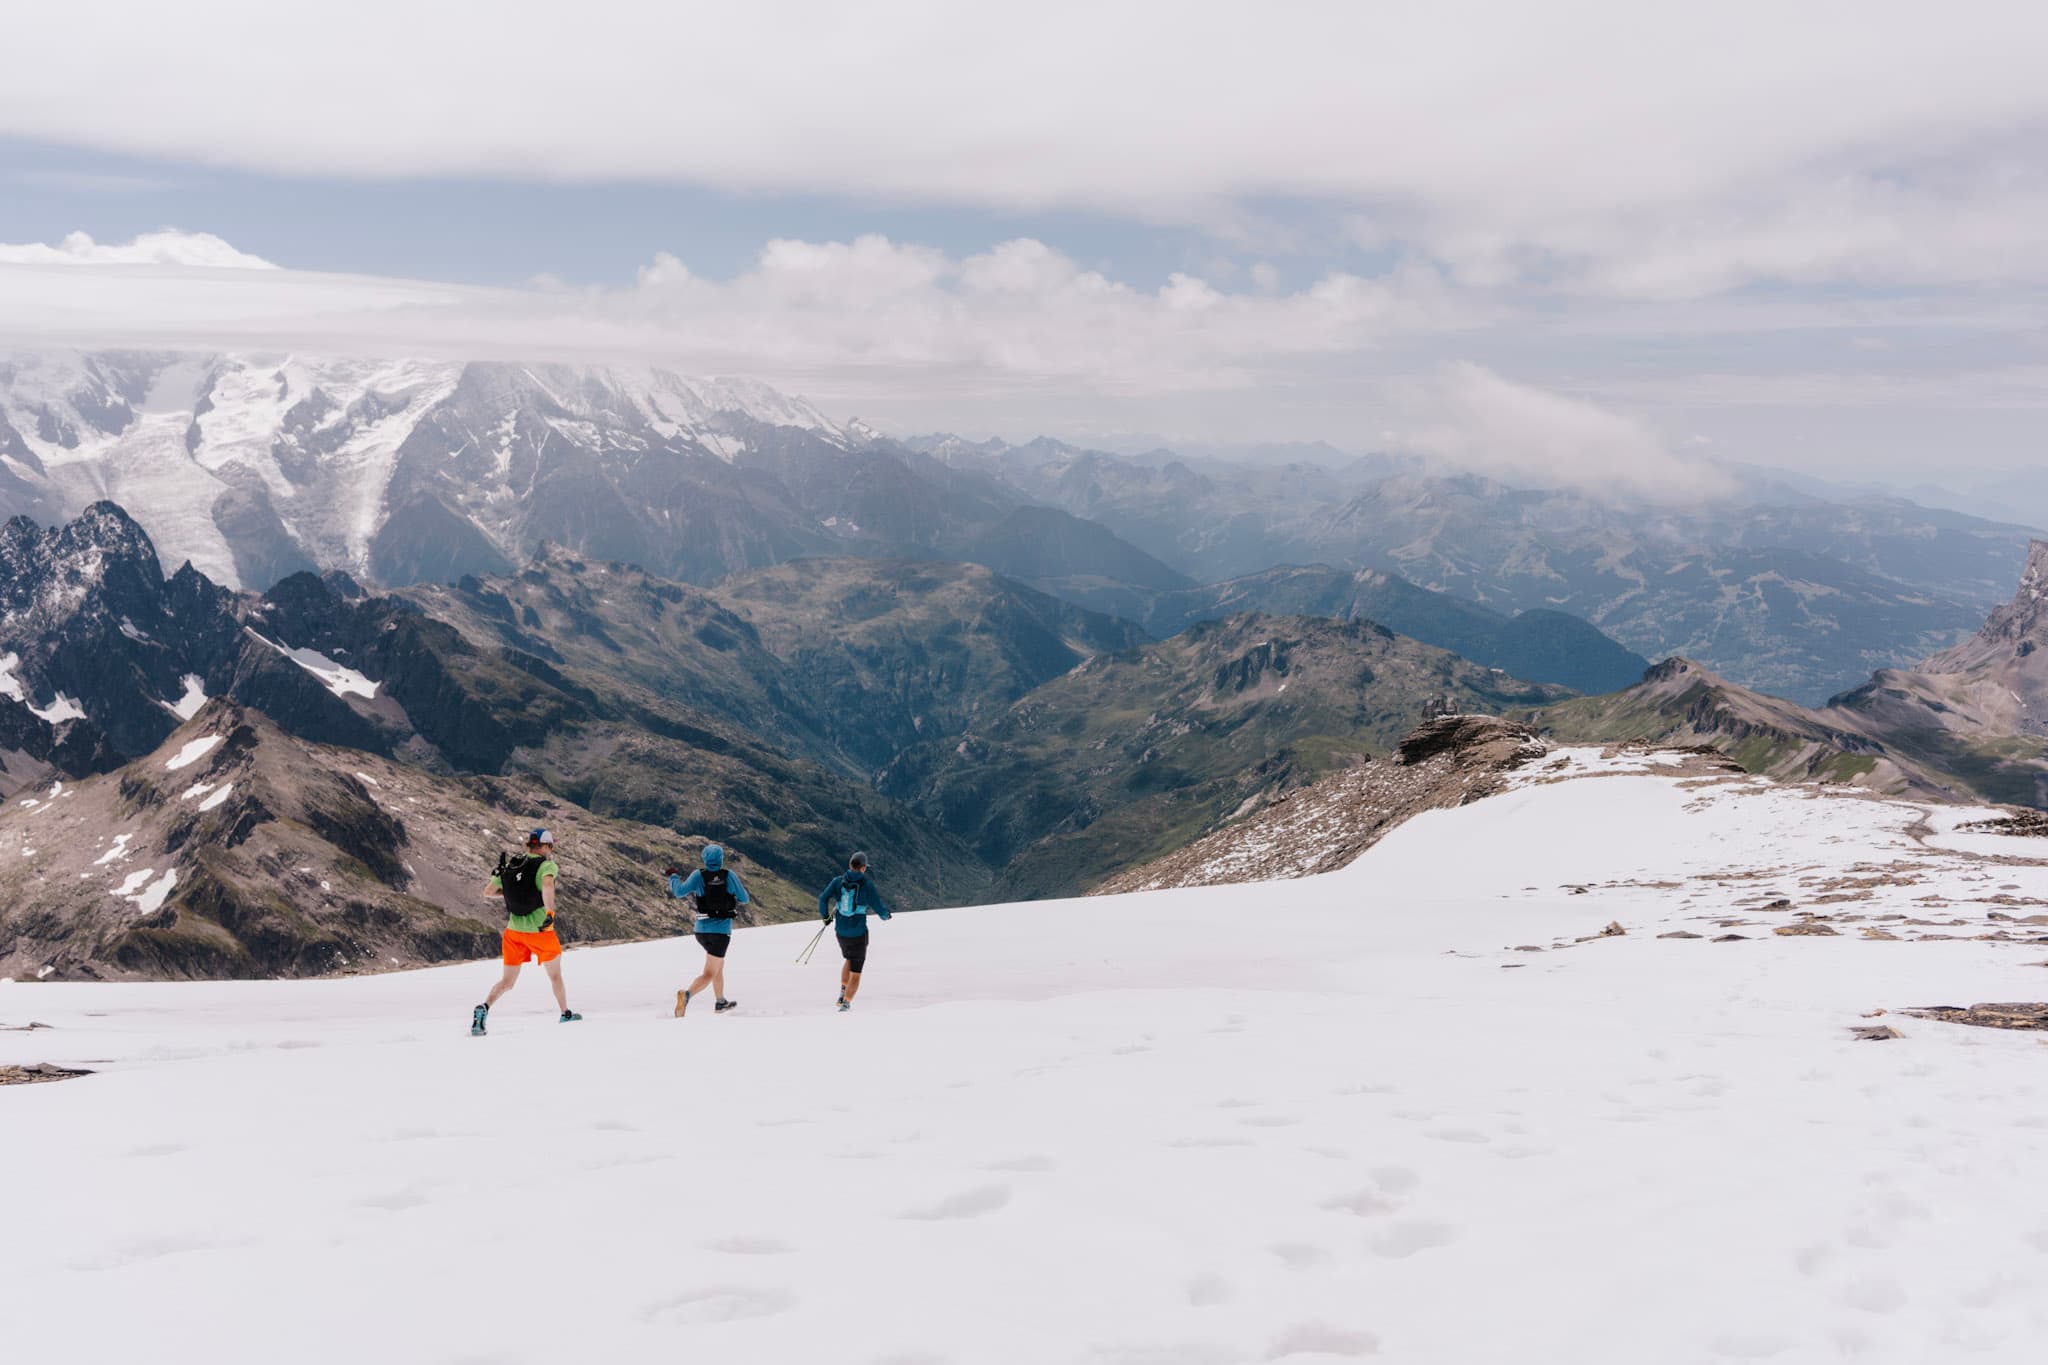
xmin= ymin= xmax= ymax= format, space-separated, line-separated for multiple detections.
xmin=814 ymin=851 xmax=891 ymax=1012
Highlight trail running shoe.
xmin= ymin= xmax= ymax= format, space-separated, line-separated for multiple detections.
xmin=560 ymin=1010 xmax=582 ymax=1023
xmin=714 ymin=999 xmax=737 ymax=1013
xmin=675 ymin=989 xmax=690 ymax=1018
xmin=471 ymin=1004 xmax=489 ymax=1036
xmin=837 ymin=1000 xmax=851 ymax=1013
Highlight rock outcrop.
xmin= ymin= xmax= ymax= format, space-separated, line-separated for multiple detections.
xmin=1090 ymin=714 xmax=1548 ymax=895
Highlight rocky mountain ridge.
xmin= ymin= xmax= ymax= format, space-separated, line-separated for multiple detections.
xmin=0 ymin=700 xmax=815 ymax=982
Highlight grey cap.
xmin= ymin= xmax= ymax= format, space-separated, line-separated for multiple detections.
xmin=848 ymin=850 xmax=867 ymax=868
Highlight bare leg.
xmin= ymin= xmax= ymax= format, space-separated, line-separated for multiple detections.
xmin=710 ymin=956 xmax=728 ymax=1002
xmin=542 ymin=957 xmax=570 ymax=1012
xmin=485 ymin=964 xmax=521 ymax=1006
xmin=843 ymin=970 xmax=863 ymax=1004
xmin=687 ymin=956 xmax=717 ymax=1000
xmin=839 ymin=961 xmax=851 ymax=1000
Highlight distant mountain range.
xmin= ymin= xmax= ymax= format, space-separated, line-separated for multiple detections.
xmin=7 ymin=349 xmax=2038 ymax=705
xmin=915 ymin=433 xmax=2039 ymax=703
xmin=1527 ymin=540 xmax=2048 ymax=808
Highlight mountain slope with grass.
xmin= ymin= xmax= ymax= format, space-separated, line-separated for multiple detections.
xmin=882 ymin=612 xmax=1569 ymax=898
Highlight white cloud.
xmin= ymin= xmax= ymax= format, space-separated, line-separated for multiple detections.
xmin=0 ymin=231 xmax=1470 ymax=399
xmin=1394 ymin=363 xmax=1736 ymax=503
xmin=0 ymin=230 xmax=276 ymax=269
xmin=5 ymin=2 xmax=2047 ymax=299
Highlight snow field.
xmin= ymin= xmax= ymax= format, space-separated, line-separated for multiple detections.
xmin=5 ymin=768 xmax=2048 ymax=1363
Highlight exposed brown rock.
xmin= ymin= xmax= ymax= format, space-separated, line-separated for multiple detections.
xmin=1899 ymin=1002 xmax=2048 ymax=1031
xmin=1775 ymin=922 xmax=1841 ymax=936
xmin=1093 ymin=715 xmax=1548 ymax=895
xmin=0 ymin=1062 xmax=92 ymax=1085
xmin=1851 ymin=1025 xmax=1904 ymax=1041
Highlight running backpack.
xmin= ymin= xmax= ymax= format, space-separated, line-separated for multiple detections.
xmin=696 ymin=867 xmax=738 ymax=919
xmin=500 ymin=855 xmax=547 ymax=915
xmin=836 ymin=883 xmax=859 ymax=918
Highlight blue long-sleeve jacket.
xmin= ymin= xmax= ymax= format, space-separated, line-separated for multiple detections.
xmin=818 ymin=870 xmax=891 ymax=938
xmin=670 ymin=867 xmax=749 ymax=935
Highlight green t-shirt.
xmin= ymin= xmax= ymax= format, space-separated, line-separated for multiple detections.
xmin=490 ymin=858 xmax=559 ymax=933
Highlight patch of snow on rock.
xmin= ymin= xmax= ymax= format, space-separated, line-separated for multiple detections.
xmin=113 ymin=868 xmax=154 ymax=897
xmin=27 ymin=692 xmax=86 ymax=723
xmin=247 ymin=629 xmax=378 ymax=699
xmin=163 ymin=674 xmax=208 ymax=720
xmin=130 ymin=869 xmax=178 ymax=915
xmin=93 ymin=834 xmax=133 ymax=865
xmin=165 ymin=735 xmax=221 ymax=771
xmin=198 ymin=783 xmax=234 ymax=812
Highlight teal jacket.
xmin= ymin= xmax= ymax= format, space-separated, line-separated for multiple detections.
xmin=818 ymin=871 xmax=890 ymax=938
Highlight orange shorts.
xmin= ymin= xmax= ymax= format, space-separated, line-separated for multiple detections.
xmin=502 ymin=928 xmax=562 ymax=965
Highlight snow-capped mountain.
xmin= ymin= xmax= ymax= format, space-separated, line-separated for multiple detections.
xmin=0 ymin=351 xmax=855 ymax=590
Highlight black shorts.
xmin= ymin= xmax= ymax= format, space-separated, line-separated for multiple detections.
xmin=837 ymin=932 xmax=868 ymax=972
xmin=694 ymin=932 xmax=731 ymax=959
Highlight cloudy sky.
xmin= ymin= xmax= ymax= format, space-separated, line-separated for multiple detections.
xmin=2 ymin=0 xmax=2044 ymax=503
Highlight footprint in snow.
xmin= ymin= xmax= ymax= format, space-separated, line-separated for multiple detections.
xmin=1237 ymin=1115 xmax=1300 ymax=1128
xmin=1421 ymin=1126 xmax=1492 ymax=1144
xmin=641 ymin=1285 xmax=797 ymax=1324
xmin=898 ymin=1184 xmax=1011 ymax=1220
xmin=356 ymin=1188 xmax=430 ymax=1212
xmin=120 ymin=1141 xmax=188 ymax=1158
xmin=591 ymin=1118 xmax=637 ymax=1132
xmin=983 ymin=1154 xmax=1056 ymax=1173
xmin=1266 ymin=1321 xmax=1379 ymax=1358
xmin=1269 ymin=1242 xmax=1334 ymax=1271
xmin=1185 ymin=1273 xmax=1233 ymax=1307
xmin=1369 ymin=1165 xmax=1421 ymax=1194
xmin=1320 ymin=1188 xmax=1399 ymax=1218
xmin=1833 ymin=1272 xmax=1909 ymax=1315
xmin=1366 ymin=1220 xmax=1458 ymax=1259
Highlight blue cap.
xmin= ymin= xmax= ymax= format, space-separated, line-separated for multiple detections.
xmin=527 ymin=828 xmax=554 ymax=845
xmin=702 ymin=843 xmax=724 ymax=869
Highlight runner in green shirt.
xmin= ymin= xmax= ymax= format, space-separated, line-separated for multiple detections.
xmin=470 ymin=828 xmax=581 ymax=1034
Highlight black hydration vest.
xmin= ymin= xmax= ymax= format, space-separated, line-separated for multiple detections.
xmin=500 ymin=855 xmax=548 ymax=915
xmin=697 ymin=867 xmax=738 ymax=918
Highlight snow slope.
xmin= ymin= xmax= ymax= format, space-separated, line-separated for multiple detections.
xmin=5 ymin=755 xmax=2048 ymax=1363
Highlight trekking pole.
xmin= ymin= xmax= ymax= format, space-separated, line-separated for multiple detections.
xmin=796 ymin=924 xmax=826 ymax=964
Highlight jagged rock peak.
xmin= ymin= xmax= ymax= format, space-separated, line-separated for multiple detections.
xmin=1977 ymin=539 xmax=2048 ymax=646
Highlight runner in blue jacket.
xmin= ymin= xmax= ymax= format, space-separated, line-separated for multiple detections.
xmin=817 ymin=851 xmax=891 ymax=1012
xmin=666 ymin=843 xmax=749 ymax=1017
